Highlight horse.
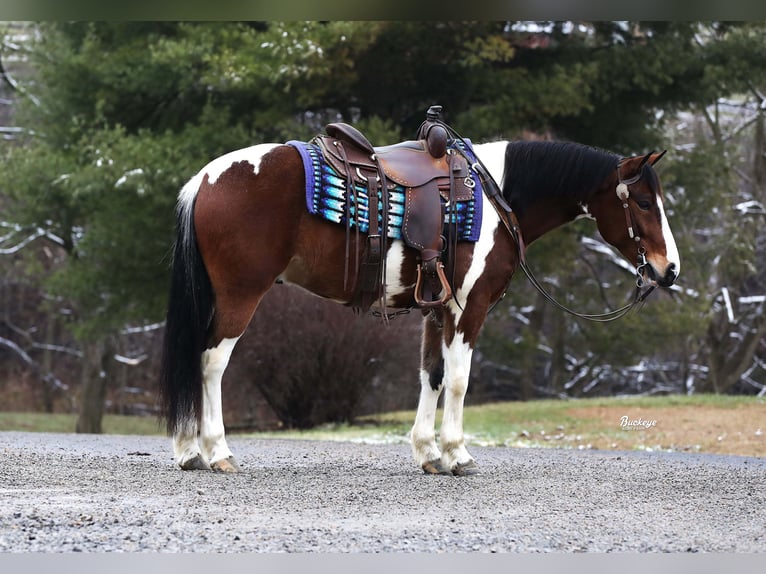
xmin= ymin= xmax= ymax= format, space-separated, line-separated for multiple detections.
xmin=159 ymin=134 xmax=680 ymax=476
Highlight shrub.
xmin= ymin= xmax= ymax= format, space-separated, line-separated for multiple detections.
xmin=224 ymin=285 xmax=422 ymax=429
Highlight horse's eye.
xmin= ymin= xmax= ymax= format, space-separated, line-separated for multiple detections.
xmin=637 ymin=199 xmax=652 ymax=211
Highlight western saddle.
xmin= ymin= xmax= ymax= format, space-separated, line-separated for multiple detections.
xmin=314 ymin=105 xmax=475 ymax=314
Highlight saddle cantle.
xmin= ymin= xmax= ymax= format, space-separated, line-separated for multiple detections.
xmin=310 ymin=106 xmax=478 ymax=314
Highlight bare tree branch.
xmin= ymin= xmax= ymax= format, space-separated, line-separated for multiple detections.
xmin=0 ymin=228 xmax=46 ymax=254
xmin=0 ymin=27 xmax=41 ymax=107
xmin=0 ymin=335 xmax=69 ymax=391
xmin=0 ymin=333 xmax=34 ymax=365
xmin=0 ymin=221 xmax=66 ymax=254
xmin=1 ymin=318 xmax=82 ymax=358
xmin=120 ymin=322 xmax=164 ymax=335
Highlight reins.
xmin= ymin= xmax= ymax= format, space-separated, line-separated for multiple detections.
xmin=441 ymin=123 xmax=657 ymax=322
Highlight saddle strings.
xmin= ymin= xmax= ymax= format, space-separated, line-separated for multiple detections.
xmin=334 ymin=141 xmax=356 ymax=292
xmin=438 ymin=122 xmax=655 ymax=322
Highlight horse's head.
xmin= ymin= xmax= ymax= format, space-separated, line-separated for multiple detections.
xmin=588 ymin=151 xmax=680 ymax=288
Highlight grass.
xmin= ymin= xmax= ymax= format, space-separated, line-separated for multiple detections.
xmin=1 ymin=395 xmax=763 ymax=456
xmin=0 ymin=412 xmax=164 ymax=435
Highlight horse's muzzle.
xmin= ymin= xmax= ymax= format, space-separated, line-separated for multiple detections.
xmin=646 ymin=262 xmax=678 ymax=288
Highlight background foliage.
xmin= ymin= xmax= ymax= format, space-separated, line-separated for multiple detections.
xmin=1 ymin=21 xmax=766 ymax=431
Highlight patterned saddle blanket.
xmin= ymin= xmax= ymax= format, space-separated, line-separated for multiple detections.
xmin=287 ymin=138 xmax=484 ymax=243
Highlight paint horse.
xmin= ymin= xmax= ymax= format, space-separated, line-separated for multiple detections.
xmin=160 ymin=130 xmax=680 ymax=476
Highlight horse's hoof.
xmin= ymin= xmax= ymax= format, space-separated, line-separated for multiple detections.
xmin=179 ymin=454 xmax=211 ymax=471
xmin=211 ymin=456 xmax=241 ymax=473
xmin=422 ymin=459 xmax=452 ymax=475
xmin=452 ymin=460 xmax=479 ymax=476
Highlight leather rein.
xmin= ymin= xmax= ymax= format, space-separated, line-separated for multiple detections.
xmin=448 ymin=129 xmax=656 ymax=322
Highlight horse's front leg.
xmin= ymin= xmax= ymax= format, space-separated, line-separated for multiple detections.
xmin=411 ymin=311 xmax=451 ymax=475
xmin=439 ymin=326 xmax=479 ymax=476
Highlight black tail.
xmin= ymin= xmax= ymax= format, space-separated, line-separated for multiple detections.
xmin=159 ymin=197 xmax=214 ymax=436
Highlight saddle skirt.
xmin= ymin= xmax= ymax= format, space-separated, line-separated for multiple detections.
xmin=287 ymin=138 xmax=484 ymax=243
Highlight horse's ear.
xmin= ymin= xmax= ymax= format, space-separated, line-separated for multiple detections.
xmin=638 ymin=151 xmax=654 ymax=170
xmin=649 ymin=150 xmax=667 ymax=165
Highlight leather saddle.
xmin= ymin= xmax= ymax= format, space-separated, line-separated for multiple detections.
xmin=313 ymin=107 xmax=473 ymax=313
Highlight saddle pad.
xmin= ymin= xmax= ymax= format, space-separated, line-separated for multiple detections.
xmin=287 ymin=139 xmax=484 ymax=242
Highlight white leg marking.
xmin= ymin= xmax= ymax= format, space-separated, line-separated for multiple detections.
xmin=657 ymin=196 xmax=680 ymax=276
xmin=199 ymin=337 xmax=240 ymax=465
xmin=410 ymin=369 xmax=444 ymax=467
xmin=439 ymin=333 xmax=474 ymax=470
xmin=173 ymin=429 xmax=203 ymax=469
xmin=173 ymin=392 xmax=206 ymax=468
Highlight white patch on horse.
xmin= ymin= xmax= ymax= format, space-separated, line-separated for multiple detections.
xmin=473 ymin=141 xmax=509 ymax=189
xmin=451 ymin=193 xmax=502 ymax=312
xmin=384 ymin=240 xmax=411 ymax=305
xmin=178 ymin=143 xmax=280 ymax=206
xmin=658 ymin=196 xmax=680 ymax=276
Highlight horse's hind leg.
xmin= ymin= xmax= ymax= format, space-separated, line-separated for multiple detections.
xmin=199 ymin=336 xmax=241 ymax=473
xmin=173 ymin=294 xmax=263 ymax=473
xmin=173 ymin=336 xmax=239 ymax=472
xmin=172 ymin=334 xmax=242 ymax=472
xmin=202 ymin=296 xmax=265 ymax=472
xmin=411 ymin=311 xmax=450 ymax=475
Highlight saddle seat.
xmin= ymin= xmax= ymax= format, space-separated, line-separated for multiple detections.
xmin=314 ymin=115 xmax=474 ymax=313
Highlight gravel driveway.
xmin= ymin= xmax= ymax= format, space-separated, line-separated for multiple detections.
xmin=1 ymin=431 xmax=764 ymax=552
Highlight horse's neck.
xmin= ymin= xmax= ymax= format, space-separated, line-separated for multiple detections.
xmin=517 ymin=198 xmax=587 ymax=245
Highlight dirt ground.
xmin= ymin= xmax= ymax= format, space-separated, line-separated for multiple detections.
xmin=565 ymin=403 xmax=766 ymax=457
xmin=1 ymin=432 xmax=765 ymax=552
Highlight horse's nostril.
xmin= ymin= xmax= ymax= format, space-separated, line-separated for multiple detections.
xmin=664 ymin=263 xmax=678 ymax=286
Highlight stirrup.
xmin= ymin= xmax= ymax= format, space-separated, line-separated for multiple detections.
xmin=414 ymin=261 xmax=452 ymax=308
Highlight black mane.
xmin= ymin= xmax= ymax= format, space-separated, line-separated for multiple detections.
xmin=501 ymin=141 xmax=620 ymax=215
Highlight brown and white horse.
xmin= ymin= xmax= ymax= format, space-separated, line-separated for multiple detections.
xmin=159 ymin=138 xmax=680 ymax=475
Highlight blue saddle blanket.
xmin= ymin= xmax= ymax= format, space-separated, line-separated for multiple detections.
xmin=287 ymin=139 xmax=484 ymax=243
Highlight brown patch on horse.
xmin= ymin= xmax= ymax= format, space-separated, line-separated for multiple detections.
xmin=194 ymin=149 xmax=306 ymax=342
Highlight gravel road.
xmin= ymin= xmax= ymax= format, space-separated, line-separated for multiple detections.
xmin=1 ymin=431 xmax=764 ymax=553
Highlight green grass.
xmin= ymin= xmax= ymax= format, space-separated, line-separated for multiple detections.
xmin=458 ymin=394 xmax=763 ymax=446
xmin=0 ymin=412 xmax=164 ymax=435
xmin=1 ymin=395 xmax=762 ymax=454
xmin=244 ymin=394 xmax=764 ymax=449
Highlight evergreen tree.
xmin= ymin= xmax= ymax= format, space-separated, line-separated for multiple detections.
xmin=3 ymin=21 xmax=766 ymax=430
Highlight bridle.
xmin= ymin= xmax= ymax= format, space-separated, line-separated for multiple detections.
xmin=616 ymin=159 xmax=654 ymax=291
